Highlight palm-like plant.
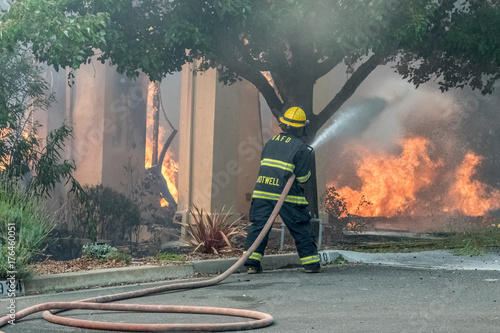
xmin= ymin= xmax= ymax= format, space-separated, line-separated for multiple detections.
xmin=179 ymin=205 xmax=247 ymax=254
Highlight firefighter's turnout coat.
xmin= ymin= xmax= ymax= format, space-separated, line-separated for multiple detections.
xmin=244 ymin=132 xmax=320 ymax=269
xmin=252 ymin=132 xmax=312 ymax=204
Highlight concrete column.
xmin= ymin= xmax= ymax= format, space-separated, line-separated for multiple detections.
xmin=68 ymin=62 xmax=107 ymax=185
xmin=177 ymin=64 xmax=261 ymax=223
xmin=177 ymin=63 xmax=194 ymax=221
xmin=236 ymin=82 xmax=263 ymax=216
xmin=61 ymin=61 xmax=147 ymax=189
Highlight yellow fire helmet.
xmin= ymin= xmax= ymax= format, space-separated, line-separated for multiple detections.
xmin=279 ymin=107 xmax=308 ymax=128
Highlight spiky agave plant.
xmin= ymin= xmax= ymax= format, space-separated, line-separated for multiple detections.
xmin=179 ymin=205 xmax=247 ymax=254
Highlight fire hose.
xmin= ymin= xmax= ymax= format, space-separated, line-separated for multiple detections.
xmin=0 ymin=175 xmax=297 ymax=332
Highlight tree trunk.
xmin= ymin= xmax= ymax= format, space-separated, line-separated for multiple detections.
xmin=302 ymin=126 xmax=319 ymax=218
xmin=304 ymin=152 xmax=319 ymax=218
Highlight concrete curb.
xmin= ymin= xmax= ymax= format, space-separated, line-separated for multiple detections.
xmin=25 ymin=253 xmax=304 ymax=295
xmin=25 ymin=264 xmax=195 ymax=294
xmin=24 ymin=250 xmax=500 ymax=295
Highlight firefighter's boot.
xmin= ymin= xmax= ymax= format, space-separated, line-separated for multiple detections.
xmin=304 ymin=263 xmax=322 ymax=273
xmin=247 ymin=266 xmax=263 ymax=274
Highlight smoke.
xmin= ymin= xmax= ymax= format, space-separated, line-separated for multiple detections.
xmin=359 ymin=80 xmax=462 ymax=154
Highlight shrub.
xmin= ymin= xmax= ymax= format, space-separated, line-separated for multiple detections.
xmin=0 ymin=48 xmax=79 ymax=197
xmin=81 ymin=243 xmax=131 ymax=264
xmin=0 ymin=177 xmax=55 ymax=279
xmin=179 ymin=205 xmax=247 ymax=254
xmin=322 ymin=186 xmax=348 ymax=220
xmin=82 ymin=243 xmax=117 ymax=259
xmin=64 ymin=184 xmax=141 ymax=247
xmin=321 ymin=186 xmax=369 ymax=240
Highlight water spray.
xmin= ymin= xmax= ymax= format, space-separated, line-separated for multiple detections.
xmin=311 ymin=98 xmax=387 ymax=150
xmin=311 ymin=107 xmax=361 ymax=149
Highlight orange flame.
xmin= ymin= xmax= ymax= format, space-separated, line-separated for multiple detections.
xmin=334 ymin=137 xmax=500 ymax=217
xmin=146 ymin=82 xmax=178 ymax=207
xmin=336 ymin=137 xmax=443 ymax=217
xmin=445 ymin=152 xmax=500 ymax=216
xmin=144 ymin=144 xmax=179 ymax=207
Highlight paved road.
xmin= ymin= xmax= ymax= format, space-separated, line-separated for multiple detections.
xmin=1 ymin=263 xmax=499 ymax=333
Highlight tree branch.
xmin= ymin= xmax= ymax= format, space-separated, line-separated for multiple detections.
xmin=222 ymin=55 xmax=284 ymax=119
xmin=219 ymin=36 xmax=285 ymax=119
xmin=233 ymin=41 xmax=273 ymax=72
xmin=146 ymin=129 xmax=178 ymax=209
xmin=313 ymin=55 xmax=343 ymax=80
xmin=157 ymin=129 xmax=177 ymax=167
xmin=312 ymin=53 xmax=384 ymax=133
xmin=242 ymin=69 xmax=284 ymax=119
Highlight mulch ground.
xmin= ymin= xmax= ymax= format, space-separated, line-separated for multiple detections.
xmin=28 ymin=257 xmax=166 ymax=275
xmin=29 ymin=242 xmax=299 ymax=275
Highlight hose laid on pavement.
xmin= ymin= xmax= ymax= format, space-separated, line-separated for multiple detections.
xmin=0 ymin=175 xmax=296 ymax=332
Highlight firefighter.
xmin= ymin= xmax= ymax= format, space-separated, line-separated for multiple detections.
xmin=243 ymin=106 xmax=321 ymax=274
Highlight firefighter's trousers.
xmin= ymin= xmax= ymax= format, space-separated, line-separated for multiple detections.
xmin=243 ymin=198 xmax=320 ymax=269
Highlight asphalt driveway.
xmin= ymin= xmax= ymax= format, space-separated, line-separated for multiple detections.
xmin=2 ymin=262 xmax=499 ymax=333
